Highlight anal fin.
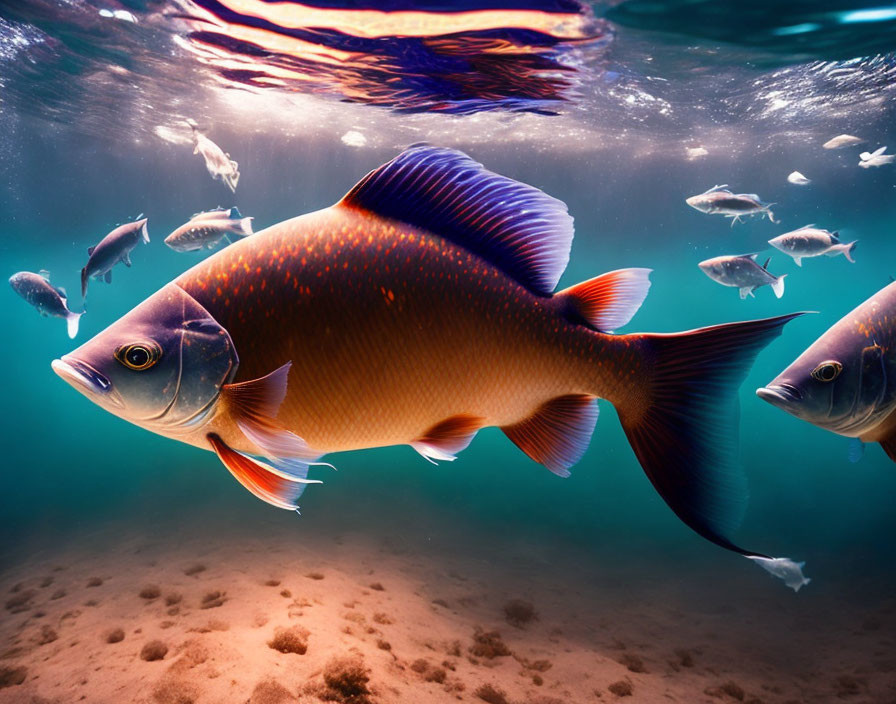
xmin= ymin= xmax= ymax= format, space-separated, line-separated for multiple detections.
xmin=502 ymin=395 xmax=598 ymax=477
xmin=411 ymin=414 xmax=485 ymax=463
xmin=207 ymin=433 xmax=320 ymax=510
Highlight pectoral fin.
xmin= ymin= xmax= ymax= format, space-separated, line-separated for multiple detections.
xmin=207 ymin=433 xmax=320 ymax=511
xmin=104 ymin=271 xmax=112 ymax=284
xmin=122 ymin=252 xmax=132 ymax=267
xmin=221 ymin=362 xmax=328 ymax=467
xmin=848 ymin=438 xmax=865 ymax=463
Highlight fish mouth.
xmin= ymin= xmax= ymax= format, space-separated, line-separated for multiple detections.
xmin=756 ymin=382 xmax=803 ymax=408
xmin=51 ymin=356 xmax=123 ymax=409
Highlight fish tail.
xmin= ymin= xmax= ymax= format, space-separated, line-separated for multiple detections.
xmin=65 ymin=310 xmax=83 ymax=339
xmin=80 ymin=267 xmax=88 ymax=299
xmin=235 ymin=217 xmax=254 ymax=237
xmin=613 ymin=313 xmax=803 ymax=557
xmin=840 ymin=240 xmax=858 ymax=263
xmin=771 ymin=274 xmax=786 ymax=299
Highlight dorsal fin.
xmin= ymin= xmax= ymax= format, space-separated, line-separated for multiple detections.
xmin=87 ymin=246 xmax=96 ymax=256
xmin=556 ymin=268 xmax=651 ymax=333
xmin=762 ymin=257 xmax=771 ymax=270
xmin=339 ymin=145 xmax=574 ymax=296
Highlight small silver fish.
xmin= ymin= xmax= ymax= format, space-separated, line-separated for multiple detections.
xmin=746 ymin=556 xmax=810 ymax=592
xmin=768 ymin=226 xmax=856 ymax=267
xmin=81 ymin=218 xmax=149 ymax=297
xmin=787 ymin=171 xmax=811 ymax=185
xmin=686 ymin=185 xmax=777 ymax=226
xmin=823 ymin=134 xmax=864 ymax=150
xmin=188 ymin=120 xmax=240 ymax=192
xmin=10 ymin=270 xmax=84 ymax=338
xmin=164 ymin=208 xmax=254 ymax=252
xmin=698 ymin=254 xmax=786 ymax=300
xmin=859 ymin=146 xmax=895 ymax=168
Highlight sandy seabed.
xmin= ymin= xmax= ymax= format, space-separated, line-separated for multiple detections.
xmin=1 ymin=506 xmax=895 ymax=704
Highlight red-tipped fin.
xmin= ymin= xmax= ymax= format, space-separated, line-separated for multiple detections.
xmin=222 ymin=363 xmax=323 ymax=464
xmin=502 ymin=395 xmax=598 ymax=477
xmin=207 ymin=433 xmax=320 ymax=511
xmin=411 ymin=414 xmax=485 ymax=463
xmin=557 ymin=268 xmax=651 ymax=332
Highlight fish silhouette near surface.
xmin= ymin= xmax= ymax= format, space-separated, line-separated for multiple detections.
xmin=758 ymin=282 xmax=896 ymax=465
xmin=686 ymin=185 xmax=777 ymax=226
xmin=768 ymin=226 xmax=856 ymax=267
xmin=165 ymin=208 xmax=254 ymax=252
xmin=859 ymin=146 xmax=895 ymax=168
xmin=787 ymin=171 xmax=810 ymax=186
xmin=10 ymin=270 xmax=84 ymax=338
xmin=823 ymin=134 xmax=864 ymax=149
xmin=189 ymin=120 xmax=240 ymax=191
xmin=698 ymin=253 xmax=786 ymax=300
xmin=52 ymin=146 xmax=806 ymax=586
xmin=81 ymin=218 xmax=149 ymax=298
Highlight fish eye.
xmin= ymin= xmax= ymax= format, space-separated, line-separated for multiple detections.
xmin=115 ymin=342 xmax=161 ymax=371
xmin=811 ymin=360 xmax=843 ymax=383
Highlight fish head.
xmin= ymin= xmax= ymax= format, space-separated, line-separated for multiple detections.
xmin=767 ymin=234 xmax=792 ymax=252
xmin=697 ymin=256 xmax=726 ymax=278
xmin=163 ymin=229 xmax=195 ymax=252
xmin=685 ymin=194 xmax=711 ymax=212
xmin=757 ymin=321 xmax=894 ymax=436
xmin=52 ymin=283 xmax=238 ymax=436
xmin=8 ymin=271 xmax=32 ymax=295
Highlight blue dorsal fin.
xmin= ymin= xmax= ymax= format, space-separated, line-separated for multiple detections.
xmin=339 ymin=145 xmax=574 ymax=296
xmin=229 ymin=207 xmax=242 ymax=219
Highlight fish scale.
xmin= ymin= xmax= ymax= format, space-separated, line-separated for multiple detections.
xmin=179 ymin=206 xmax=597 ymax=453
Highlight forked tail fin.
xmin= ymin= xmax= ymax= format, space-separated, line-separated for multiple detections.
xmin=771 ymin=274 xmax=786 ymax=299
xmin=616 ymin=313 xmax=803 ymax=558
xmin=840 ymin=240 xmax=858 ymax=263
xmin=65 ymin=311 xmax=83 ymax=339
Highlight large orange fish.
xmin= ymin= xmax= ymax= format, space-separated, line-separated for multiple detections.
xmin=52 ymin=146 xmax=806 ymax=586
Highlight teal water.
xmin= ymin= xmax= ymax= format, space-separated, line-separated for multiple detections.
xmin=2 ymin=4 xmax=896 ymax=700
xmin=3 ymin=123 xmax=896 ymax=582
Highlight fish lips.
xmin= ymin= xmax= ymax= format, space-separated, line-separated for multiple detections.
xmin=51 ymin=355 xmax=123 ymax=409
xmin=756 ymin=382 xmax=803 ymax=410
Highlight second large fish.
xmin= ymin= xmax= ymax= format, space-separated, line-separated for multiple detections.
xmin=53 ymin=146 xmax=806 ymax=585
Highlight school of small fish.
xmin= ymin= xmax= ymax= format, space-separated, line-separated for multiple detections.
xmin=690 ymin=132 xmax=888 ymax=300
xmin=10 ymin=121 xmax=253 ymax=338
